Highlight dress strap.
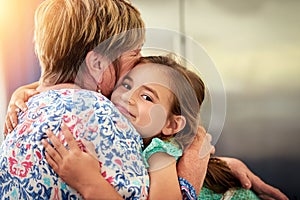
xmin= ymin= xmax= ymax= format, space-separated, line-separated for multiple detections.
xmin=142 ymin=138 xmax=183 ymax=168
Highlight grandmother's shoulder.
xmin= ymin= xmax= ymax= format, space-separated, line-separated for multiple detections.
xmin=31 ymin=88 xmax=115 ymax=110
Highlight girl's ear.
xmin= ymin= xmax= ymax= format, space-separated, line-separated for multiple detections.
xmin=85 ymin=51 xmax=108 ymax=82
xmin=161 ymin=115 xmax=186 ymax=136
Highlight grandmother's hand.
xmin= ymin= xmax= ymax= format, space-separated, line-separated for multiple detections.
xmin=220 ymin=157 xmax=289 ymax=200
xmin=4 ymin=86 xmax=38 ymax=135
xmin=177 ymin=126 xmax=211 ymax=195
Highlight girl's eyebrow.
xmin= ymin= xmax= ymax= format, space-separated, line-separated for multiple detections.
xmin=141 ymin=85 xmax=159 ymax=100
xmin=115 ymin=75 xmax=132 ymax=89
xmin=124 ymin=75 xmax=159 ymax=99
xmin=122 ymin=76 xmax=133 ymax=82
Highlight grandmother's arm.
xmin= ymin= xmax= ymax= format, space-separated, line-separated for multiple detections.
xmin=177 ymin=126 xmax=289 ymax=200
xmin=220 ymin=157 xmax=289 ymax=200
xmin=176 ymin=126 xmax=210 ymax=196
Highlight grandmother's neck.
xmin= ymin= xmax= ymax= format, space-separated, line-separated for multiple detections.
xmin=37 ymin=81 xmax=80 ymax=92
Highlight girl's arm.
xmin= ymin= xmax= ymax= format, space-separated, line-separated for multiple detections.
xmin=44 ymin=125 xmax=182 ymax=200
xmin=42 ymin=124 xmax=122 ymax=200
xmin=147 ymin=153 xmax=181 ymax=200
xmin=4 ymin=81 xmax=39 ymax=134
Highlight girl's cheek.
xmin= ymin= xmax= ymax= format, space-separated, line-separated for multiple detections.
xmin=135 ymin=104 xmax=167 ymax=138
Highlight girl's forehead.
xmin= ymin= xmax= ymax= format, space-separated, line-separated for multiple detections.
xmin=130 ymin=62 xmax=166 ymax=77
xmin=128 ymin=63 xmax=171 ymax=87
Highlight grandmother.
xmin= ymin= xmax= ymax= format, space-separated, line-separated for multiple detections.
xmin=0 ymin=0 xmax=148 ymax=199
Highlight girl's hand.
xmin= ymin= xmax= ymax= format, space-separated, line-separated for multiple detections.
xmin=42 ymin=124 xmax=101 ymax=192
xmin=220 ymin=157 xmax=289 ymax=200
xmin=42 ymin=124 xmax=122 ymax=200
xmin=4 ymin=86 xmax=39 ymax=135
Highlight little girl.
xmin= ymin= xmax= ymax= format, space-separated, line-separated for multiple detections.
xmin=44 ymin=55 xmax=206 ymax=199
xmin=109 ymin=55 xmax=260 ymax=200
xmin=110 ymin=55 xmax=206 ymax=199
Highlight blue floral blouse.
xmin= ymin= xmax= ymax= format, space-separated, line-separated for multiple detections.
xmin=0 ymin=89 xmax=149 ymax=199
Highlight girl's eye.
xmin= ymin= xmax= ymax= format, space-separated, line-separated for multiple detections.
xmin=122 ymin=82 xmax=131 ymax=90
xmin=141 ymin=94 xmax=153 ymax=102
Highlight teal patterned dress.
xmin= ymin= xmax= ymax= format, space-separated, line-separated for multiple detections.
xmin=142 ymin=138 xmax=261 ymax=200
xmin=199 ymin=186 xmax=260 ymax=200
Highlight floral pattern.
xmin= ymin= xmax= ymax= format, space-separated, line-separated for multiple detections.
xmin=0 ymin=89 xmax=149 ymax=200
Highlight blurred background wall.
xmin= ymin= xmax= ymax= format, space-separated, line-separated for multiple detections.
xmin=0 ymin=0 xmax=299 ymax=198
xmin=0 ymin=0 xmax=41 ymax=141
xmin=131 ymin=0 xmax=300 ymax=198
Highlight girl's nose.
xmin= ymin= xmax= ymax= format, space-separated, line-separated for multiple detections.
xmin=121 ymin=90 xmax=135 ymax=105
xmin=128 ymin=97 xmax=135 ymax=105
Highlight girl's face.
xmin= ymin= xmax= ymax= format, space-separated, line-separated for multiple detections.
xmin=111 ymin=63 xmax=173 ymax=138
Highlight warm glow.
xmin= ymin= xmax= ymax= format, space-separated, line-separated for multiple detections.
xmin=0 ymin=1 xmax=19 ymax=40
xmin=0 ymin=1 xmax=41 ymax=143
xmin=0 ymin=48 xmax=7 ymax=144
xmin=0 ymin=1 xmax=8 ymax=138
xmin=0 ymin=48 xmax=7 ymax=99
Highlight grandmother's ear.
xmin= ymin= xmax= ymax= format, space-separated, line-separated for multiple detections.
xmin=162 ymin=115 xmax=186 ymax=136
xmin=85 ymin=51 xmax=108 ymax=73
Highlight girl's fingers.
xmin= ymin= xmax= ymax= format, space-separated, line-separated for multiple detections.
xmin=8 ymin=107 xmax=19 ymax=129
xmin=5 ymin=114 xmax=13 ymax=134
xmin=17 ymin=89 xmax=39 ymax=112
xmin=3 ymin=125 xmax=8 ymax=136
xmin=61 ymin=123 xmax=80 ymax=151
xmin=15 ymin=99 xmax=28 ymax=112
xmin=42 ymin=138 xmax=63 ymax=165
xmin=44 ymin=151 xmax=59 ymax=172
xmin=5 ymin=104 xmax=22 ymax=134
xmin=46 ymin=129 xmax=69 ymax=157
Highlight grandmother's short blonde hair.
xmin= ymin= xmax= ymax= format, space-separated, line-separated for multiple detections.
xmin=35 ymin=0 xmax=144 ymax=85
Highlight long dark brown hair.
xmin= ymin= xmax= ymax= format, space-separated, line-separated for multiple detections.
xmin=205 ymin=157 xmax=241 ymax=193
